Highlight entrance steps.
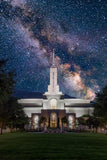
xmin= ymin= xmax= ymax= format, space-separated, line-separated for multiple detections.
xmin=45 ymin=128 xmax=61 ymax=133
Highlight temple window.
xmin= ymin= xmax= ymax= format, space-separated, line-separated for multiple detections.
xmin=50 ymin=99 xmax=57 ymax=109
xmin=68 ymin=115 xmax=73 ymax=128
xmin=34 ymin=115 xmax=39 ymax=128
xmin=50 ymin=112 xmax=57 ymax=128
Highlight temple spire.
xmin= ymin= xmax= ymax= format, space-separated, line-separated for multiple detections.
xmin=52 ymin=48 xmax=55 ymax=66
xmin=44 ymin=48 xmax=63 ymax=95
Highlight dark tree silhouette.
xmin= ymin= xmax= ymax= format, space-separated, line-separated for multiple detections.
xmin=61 ymin=116 xmax=68 ymax=131
xmin=93 ymin=86 xmax=107 ymax=118
xmin=0 ymin=60 xmax=28 ymax=134
xmin=61 ymin=116 xmax=68 ymax=125
xmin=86 ymin=116 xmax=101 ymax=133
xmin=93 ymin=86 xmax=107 ymax=132
xmin=78 ymin=117 xmax=87 ymax=126
xmin=39 ymin=116 xmax=47 ymax=126
xmin=6 ymin=97 xmax=29 ymax=132
xmin=0 ymin=60 xmax=16 ymax=134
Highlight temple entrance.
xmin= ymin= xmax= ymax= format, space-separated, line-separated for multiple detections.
xmin=50 ymin=112 xmax=57 ymax=128
xmin=51 ymin=122 xmax=56 ymax=128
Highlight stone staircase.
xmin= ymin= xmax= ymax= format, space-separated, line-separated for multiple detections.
xmin=45 ymin=128 xmax=61 ymax=133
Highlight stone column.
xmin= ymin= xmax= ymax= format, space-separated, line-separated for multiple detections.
xmin=48 ymin=116 xmax=50 ymax=128
xmin=57 ymin=117 xmax=59 ymax=128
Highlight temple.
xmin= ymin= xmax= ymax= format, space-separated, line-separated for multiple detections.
xmin=18 ymin=50 xmax=93 ymax=130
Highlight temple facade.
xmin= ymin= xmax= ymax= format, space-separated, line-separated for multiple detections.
xmin=18 ymin=50 xmax=93 ymax=130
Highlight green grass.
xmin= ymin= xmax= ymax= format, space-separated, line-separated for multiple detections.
xmin=0 ymin=132 xmax=107 ymax=160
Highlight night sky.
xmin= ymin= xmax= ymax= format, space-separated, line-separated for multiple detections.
xmin=0 ymin=0 xmax=107 ymax=100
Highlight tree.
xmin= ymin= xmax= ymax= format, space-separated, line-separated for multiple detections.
xmin=0 ymin=60 xmax=15 ymax=104
xmin=78 ymin=117 xmax=87 ymax=126
xmin=61 ymin=116 xmax=68 ymax=125
xmin=93 ymin=86 xmax=107 ymax=132
xmin=86 ymin=116 xmax=101 ymax=133
xmin=78 ymin=117 xmax=87 ymax=131
xmin=93 ymin=86 xmax=107 ymax=118
xmin=61 ymin=116 xmax=68 ymax=132
xmin=39 ymin=116 xmax=47 ymax=127
xmin=6 ymin=97 xmax=29 ymax=132
xmin=0 ymin=60 xmax=29 ymax=134
xmin=0 ymin=60 xmax=15 ymax=134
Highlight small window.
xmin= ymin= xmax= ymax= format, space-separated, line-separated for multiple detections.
xmin=50 ymin=99 xmax=57 ymax=109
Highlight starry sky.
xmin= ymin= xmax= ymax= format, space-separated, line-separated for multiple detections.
xmin=0 ymin=0 xmax=107 ymax=100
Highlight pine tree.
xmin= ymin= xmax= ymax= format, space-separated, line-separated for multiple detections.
xmin=0 ymin=60 xmax=15 ymax=134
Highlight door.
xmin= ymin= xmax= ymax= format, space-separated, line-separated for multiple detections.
xmin=50 ymin=112 xmax=57 ymax=128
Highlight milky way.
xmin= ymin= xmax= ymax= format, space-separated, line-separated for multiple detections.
xmin=0 ymin=0 xmax=107 ymax=100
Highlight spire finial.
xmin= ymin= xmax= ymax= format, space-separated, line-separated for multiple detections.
xmin=53 ymin=48 xmax=55 ymax=66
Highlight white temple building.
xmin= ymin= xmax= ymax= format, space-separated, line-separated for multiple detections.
xmin=18 ymin=50 xmax=94 ymax=129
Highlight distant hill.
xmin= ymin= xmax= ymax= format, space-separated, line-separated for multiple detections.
xmin=64 ymin=94 xmax=76 ymax=99
xmin=13 ymin=90 xmax=43 ymax=99
xmin=13 ymin=90 xmax=76 ymax=99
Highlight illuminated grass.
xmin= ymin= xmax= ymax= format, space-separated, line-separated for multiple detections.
xmin=0 ymin=133 xmax=107 ymax=160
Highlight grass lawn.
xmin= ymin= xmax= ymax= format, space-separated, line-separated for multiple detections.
xmin=0 ymin=132 xmax=107 ymax=160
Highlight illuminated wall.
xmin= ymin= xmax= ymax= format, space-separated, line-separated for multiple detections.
xmin=65 ymin=107 xmax=93 ymax=117
xmin=23 ymin=107 xmax=42 ymax=117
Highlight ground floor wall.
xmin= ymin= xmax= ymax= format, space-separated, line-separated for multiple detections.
xmin=23 ymin=107 xmax=42 ymax=117
xmin=65 ymin=107 xmax=94 ymax=117
xmin=22 ymin=106 xmax=94 ymax=130
xmin=31 ymin=109 xmax=76 ymax=130
xmin=23 ymin=107 xmax=94 ymax=118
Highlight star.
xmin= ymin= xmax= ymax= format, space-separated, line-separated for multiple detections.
xmin=0 ymin=0 xmax=106 ymax=100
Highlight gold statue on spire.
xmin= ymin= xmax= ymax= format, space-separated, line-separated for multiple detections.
xmin=53 ymin=48 xmax=55 ymax=66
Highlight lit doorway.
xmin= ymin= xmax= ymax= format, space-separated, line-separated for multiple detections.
xmin=34 ymin=115 xmax=39 ymax=129
xmin=50 ymin=112 xmax=57 ymax=128
xmin=68 ymin=115 xmax=74 ymax=129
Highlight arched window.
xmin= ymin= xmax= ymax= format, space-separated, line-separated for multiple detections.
xmin=68 ymin=115 xmax=73 ymax=128
xmin=50 ymin=112 xmax=57 ymax=128
xmin=34 ymin=115 xmax=39 ymax=128
xmin=50 ymin=99 xmax=57 ymax=109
